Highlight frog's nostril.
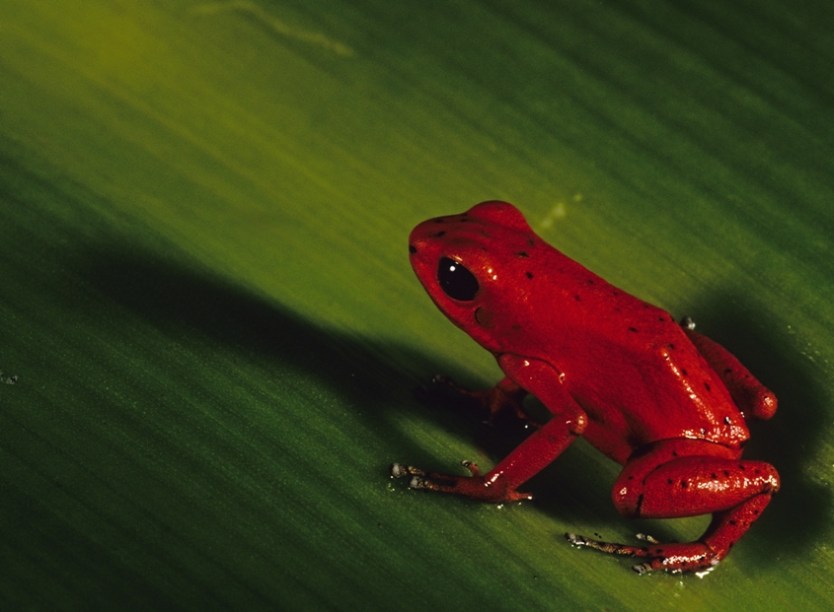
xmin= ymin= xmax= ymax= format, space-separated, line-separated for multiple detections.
xmin=474 ymin=307 xmax=493 ymax=328
xmin=409 ymin=244 xmax=417 ymax=254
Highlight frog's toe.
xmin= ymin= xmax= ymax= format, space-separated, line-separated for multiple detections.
xmin=406 ymin=475 xmax=437 ymax=491
xmin=390 ymin=463 xmax=425 ymax=479
xmin=389 ymin=464 xmax=448 ymax=493
xmin=632 ymin=561 xmax=654 ymax=575
xmin=565 ymin=532 xmax=647 ymax=557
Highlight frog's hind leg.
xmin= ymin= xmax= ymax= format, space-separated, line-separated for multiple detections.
xmin=567 ymin=495 xmax=774 ymax=575
xmin=680 ymin=318 xmax=777 ymax=420
xmin=567 ymin=439 xmax=780 ymax=573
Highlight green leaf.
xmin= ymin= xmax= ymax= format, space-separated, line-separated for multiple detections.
xmin=2 ymin=1 xmax=832 ymax=609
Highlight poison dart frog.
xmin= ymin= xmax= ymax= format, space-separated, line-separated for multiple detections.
xmin=391 ymin=201 xmax=779 ymax=574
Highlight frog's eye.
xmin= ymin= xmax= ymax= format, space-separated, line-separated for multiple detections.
xmin=438 ymin=257 xmax=479 ymax=301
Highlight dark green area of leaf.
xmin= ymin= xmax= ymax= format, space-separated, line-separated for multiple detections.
xmin=1 ymin=1 xmax=833 ymax=609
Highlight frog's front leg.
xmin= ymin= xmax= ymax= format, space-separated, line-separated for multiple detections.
xmin=391 ymin=406 xmax=584 ymax=502
xmin=681 ymin=318 xmax=777 ymax=420
xmin=567 ymin=439 xmax=780 ymax=573
xmin=392 ymin=357 xmax=587 ymax=503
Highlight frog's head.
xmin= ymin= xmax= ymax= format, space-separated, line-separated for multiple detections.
xmin=409 ymin=201 xmax=541 ymax=355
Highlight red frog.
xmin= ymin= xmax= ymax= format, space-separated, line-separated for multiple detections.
xmin=391 ymin=201 xmax=779 ymax=574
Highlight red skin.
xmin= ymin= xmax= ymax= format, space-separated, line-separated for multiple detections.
xmin=392 ymin=201 xmax=779 ymax=574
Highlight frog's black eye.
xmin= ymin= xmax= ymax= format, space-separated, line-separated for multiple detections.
xmin=437 ymin=257 xmax=479 ymax=301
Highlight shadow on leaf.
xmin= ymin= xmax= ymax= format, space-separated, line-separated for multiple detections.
xmin=82 ymin=245 xmax=828 ymax=572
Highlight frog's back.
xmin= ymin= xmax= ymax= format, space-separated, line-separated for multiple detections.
xmin=524 ymin=248 xmax=750 ymax=460
xmin=556 ymin=310 xmax=750 ymax=463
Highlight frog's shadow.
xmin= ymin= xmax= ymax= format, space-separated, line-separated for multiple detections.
xmin=85 ymin=248 xmax=827 ymax=564
xmin=80 ymin=245 xmax=498 ymax=485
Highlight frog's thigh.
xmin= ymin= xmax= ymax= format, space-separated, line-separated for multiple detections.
xmin=611 ymin=440 xmax=779 ymax=518
xmin=683 ymin=328 xmax=777 ymax=420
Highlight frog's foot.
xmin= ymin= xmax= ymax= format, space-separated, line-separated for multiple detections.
xmin=565 ymin=533 xmax=720 ymax=574
xmin=415 ymin=375 xmax=487 ymax=412
xmin=390 ymin=461 xmax=532 ymax=503
xmin=417 ymin=375 xmax=536 ymax=428
xmin=680 ymin=316 xmax=697 ymax=331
